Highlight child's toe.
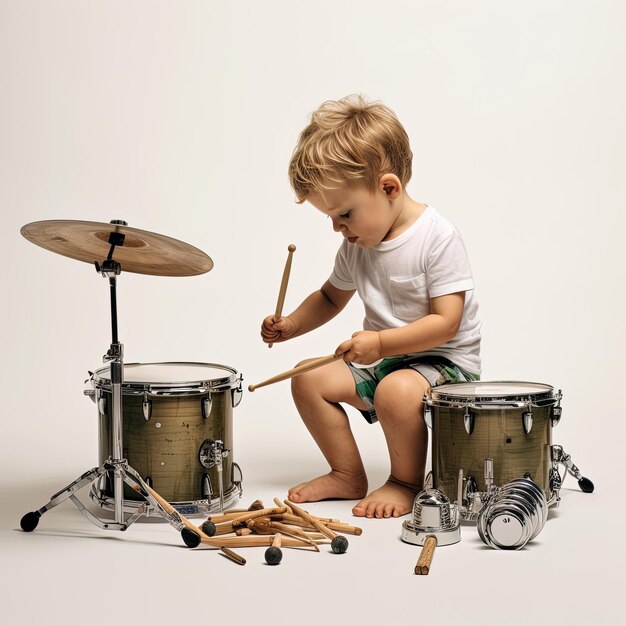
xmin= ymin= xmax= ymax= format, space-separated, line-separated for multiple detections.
xmin=383 ymin=503 xmax=395 ymax=518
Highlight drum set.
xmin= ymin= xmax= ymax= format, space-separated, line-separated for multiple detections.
xmin=19 ymin=219 xmax=244 ymax=536
xmin=18 ymin=218 xmax=593 ymax=559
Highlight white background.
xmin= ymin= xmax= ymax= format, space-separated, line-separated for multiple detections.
xmin=1 ymin=1 xmax=624 ymax=624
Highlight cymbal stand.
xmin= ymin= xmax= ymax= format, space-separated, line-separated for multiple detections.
xmin=20 ymin=225 xmax=190 ymax=539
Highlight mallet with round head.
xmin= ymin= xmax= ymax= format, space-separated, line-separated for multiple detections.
xmin=264 ymin=533 xmax=283 ymax=565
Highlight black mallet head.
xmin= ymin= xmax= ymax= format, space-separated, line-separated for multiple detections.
xmin=181 ymin=527 xmax=202 ymax=548
xmin=331 ymin=535 xmax=349 ymax=554
xmin=201 ymin=521 xmax=217 ymax=536
xmin=264 ymin=546 xmax=283 ymax=565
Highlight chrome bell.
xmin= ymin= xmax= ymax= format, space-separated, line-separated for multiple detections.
xmin=401 ymin=488 xmax=461 ymax=546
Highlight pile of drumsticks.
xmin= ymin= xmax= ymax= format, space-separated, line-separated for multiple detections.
xmin=180 ymin=497 xmax=362 ymax=566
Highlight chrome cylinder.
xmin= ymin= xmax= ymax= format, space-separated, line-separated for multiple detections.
xmin=477 ymin=477 xmax=548 ymax=550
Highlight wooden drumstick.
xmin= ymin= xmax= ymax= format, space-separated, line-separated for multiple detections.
xmin=414 ymin=535 xmax=437 ymax=575
xmin=220 ymin=546 xmax=247 ymax=566
xmin=280 ymin=513 xmax=362 ymax=535
xmin=132 ymin=483 xmax=211 ymax=540
xmin=274 ymin=497 xmax=293 ymax=514
xmin=268 ymin=244 xmax=296 ymax=348
xmin=286 ymin=499 xmax=349 ymax=554
xmin=181 ymin=530 xmax=313 ymax=549
xmin=229 ymin=506 xmax=287 ymax=527
xmin=248 ymin=353 xmax=343 ymax=392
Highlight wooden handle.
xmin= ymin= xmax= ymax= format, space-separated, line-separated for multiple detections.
xmin=324 ymin=521 xmax=363 ymax=536
xmin=269 ymin=522 xmax=320 ymax=550
xmin=220 ymin=546 xmax=246 ymax=566
xmin=285 ymin=500 xmax=336 ymax=540
xmin=272 ymin=533 xmax=282 ymax=549
xmin=269 ymin=244 xmax=296 ymax=348
xmin=273 ymin=497 xmax=293 ymax=514
xmin=213 ymin=521 xmax=243 ymax=536
xmin=248 ymin=353 xmax=342 ymax=392
xmin=414 ymin=535 xmax=437 ymax=575
xmin=229 ymin=507 xmax=287 ymax=527
xmin=280 ymin=515 xmax=361 ymax=536
xmin=198 ymin=534 xmax=313 ymax=549
xmin=136 ymin=483 xmax=211 ymax=540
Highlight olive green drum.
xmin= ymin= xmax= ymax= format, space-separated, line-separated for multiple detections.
xmin=87 ymin=362 xmax=243 ymax=516
xmin=425 ymin=381 xmax=562 ymax=506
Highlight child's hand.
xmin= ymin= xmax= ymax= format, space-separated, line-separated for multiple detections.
xmin=336 ymin=330 xmax=383 ymax=365
xmin=261 ymin=315 xmax=297 ymax=344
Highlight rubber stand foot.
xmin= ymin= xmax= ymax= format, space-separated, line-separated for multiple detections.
xmin=20 ymin=511 xmax=41 ymax=532
xmin=579 ymin=477 xmax=594 ymax=493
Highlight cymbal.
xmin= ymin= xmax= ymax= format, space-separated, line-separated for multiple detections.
xmin=20 ymin=219 xmax=213 ymax=277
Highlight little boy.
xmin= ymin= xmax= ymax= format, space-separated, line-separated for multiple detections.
xmin=261 ymin=95 xmax=481 ymax=518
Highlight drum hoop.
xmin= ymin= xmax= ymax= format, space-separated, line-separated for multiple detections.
xmin=91 ymin=361 xmax=242 ymax=395
xmin=427 ymin=380 xmax=558 ymax=408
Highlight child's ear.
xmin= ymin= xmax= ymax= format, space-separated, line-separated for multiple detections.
xmin=379 ymin=174 xmax=402 ymax=199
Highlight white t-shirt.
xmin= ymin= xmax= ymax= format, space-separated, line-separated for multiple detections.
xmin=328 ymin=205 xmax=481 ymax=374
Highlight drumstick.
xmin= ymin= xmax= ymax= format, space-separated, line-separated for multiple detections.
xmin=274 ymin=497 xmax=293 ymax=514
xmin=285 ymin=499 xmax=349 ymax=554
xmin=268 ymin=244 xmax=296 ymax=348
xmin=181 ymin=529 xmax=315 ymax=549
xmin=132 ymin=483 xmax=211 ymax=540
xmin=414 ymin=535 xmax=437 ymax=575
xmin=279 ymin=513 xmax=362 ymax=535
xmin=220 ymin=546 xmax=247 ymax=566
xmin=248 ymin=352 xmax=344 ymax=392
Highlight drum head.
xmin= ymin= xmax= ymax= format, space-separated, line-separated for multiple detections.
xmin=430 ymin=381 xmax=554 ymax=404
xmin=92 ymin=362 xmax=239 ymax=392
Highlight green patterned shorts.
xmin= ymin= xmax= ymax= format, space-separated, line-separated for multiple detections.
xmin=347 ymin=355 xmax=480 ymax=424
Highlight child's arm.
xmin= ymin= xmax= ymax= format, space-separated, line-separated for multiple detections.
xmin=336 ymin=292 xmax=465 ymax=363
xmin=261 ymin=280 xmax=355 ymax=345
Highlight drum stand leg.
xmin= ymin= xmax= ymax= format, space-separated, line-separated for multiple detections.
xmin=20 ymin=254 xmax=191 ymax=541
xmin=20 ymin=460 xmax=194 ymax=534
xmin=550 ymin=444 xmax=595 ymax=502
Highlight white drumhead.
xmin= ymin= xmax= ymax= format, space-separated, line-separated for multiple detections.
xmin=433 ymin=381 xmax=553 ymax=398
xmin=93 ymin=362 xmax=237 ymax=388
xmin=122 ymin=363 xmax=233 ymax=384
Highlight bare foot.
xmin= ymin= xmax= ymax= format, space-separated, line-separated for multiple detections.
xmin=288 ymin=470 xmax=368 ymax=503
xmin=352 ymin=478 xmax=419 ymax=518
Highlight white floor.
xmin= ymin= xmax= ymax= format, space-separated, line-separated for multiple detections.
xmin=1 ymin=437 xmax=621 ymax=626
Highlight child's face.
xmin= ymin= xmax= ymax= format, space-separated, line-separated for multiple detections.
xmin=307 ymin=183 xmax=397 ymax=249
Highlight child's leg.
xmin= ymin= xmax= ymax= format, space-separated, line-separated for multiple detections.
xmin=352 ymin=369 xmax=430 ymax=518
xmin=287 ymin=358 xmax=369 ymax=503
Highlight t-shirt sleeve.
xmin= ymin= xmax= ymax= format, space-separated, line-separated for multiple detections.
xmin=328 ymin=241 xmax=356 ymax=290
xmin=427 ymin=230 xmax=475 ymax=298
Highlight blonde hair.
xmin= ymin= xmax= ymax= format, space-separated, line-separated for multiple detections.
xmin=288 ymin=94 xmax=413 ymax=203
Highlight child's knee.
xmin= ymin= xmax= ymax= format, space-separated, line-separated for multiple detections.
xmin=373 ymin=372 xmax=428 ymax=416
xmin=290 ymin=363 xmax=321 ymax=397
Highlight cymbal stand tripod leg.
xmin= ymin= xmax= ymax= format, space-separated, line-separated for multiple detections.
xmin=20 ymin=466 xmax=128 ymax=532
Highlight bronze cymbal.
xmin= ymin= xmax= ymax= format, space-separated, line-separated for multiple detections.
xmin=20 ymin=219 xmax=213 ymax=277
